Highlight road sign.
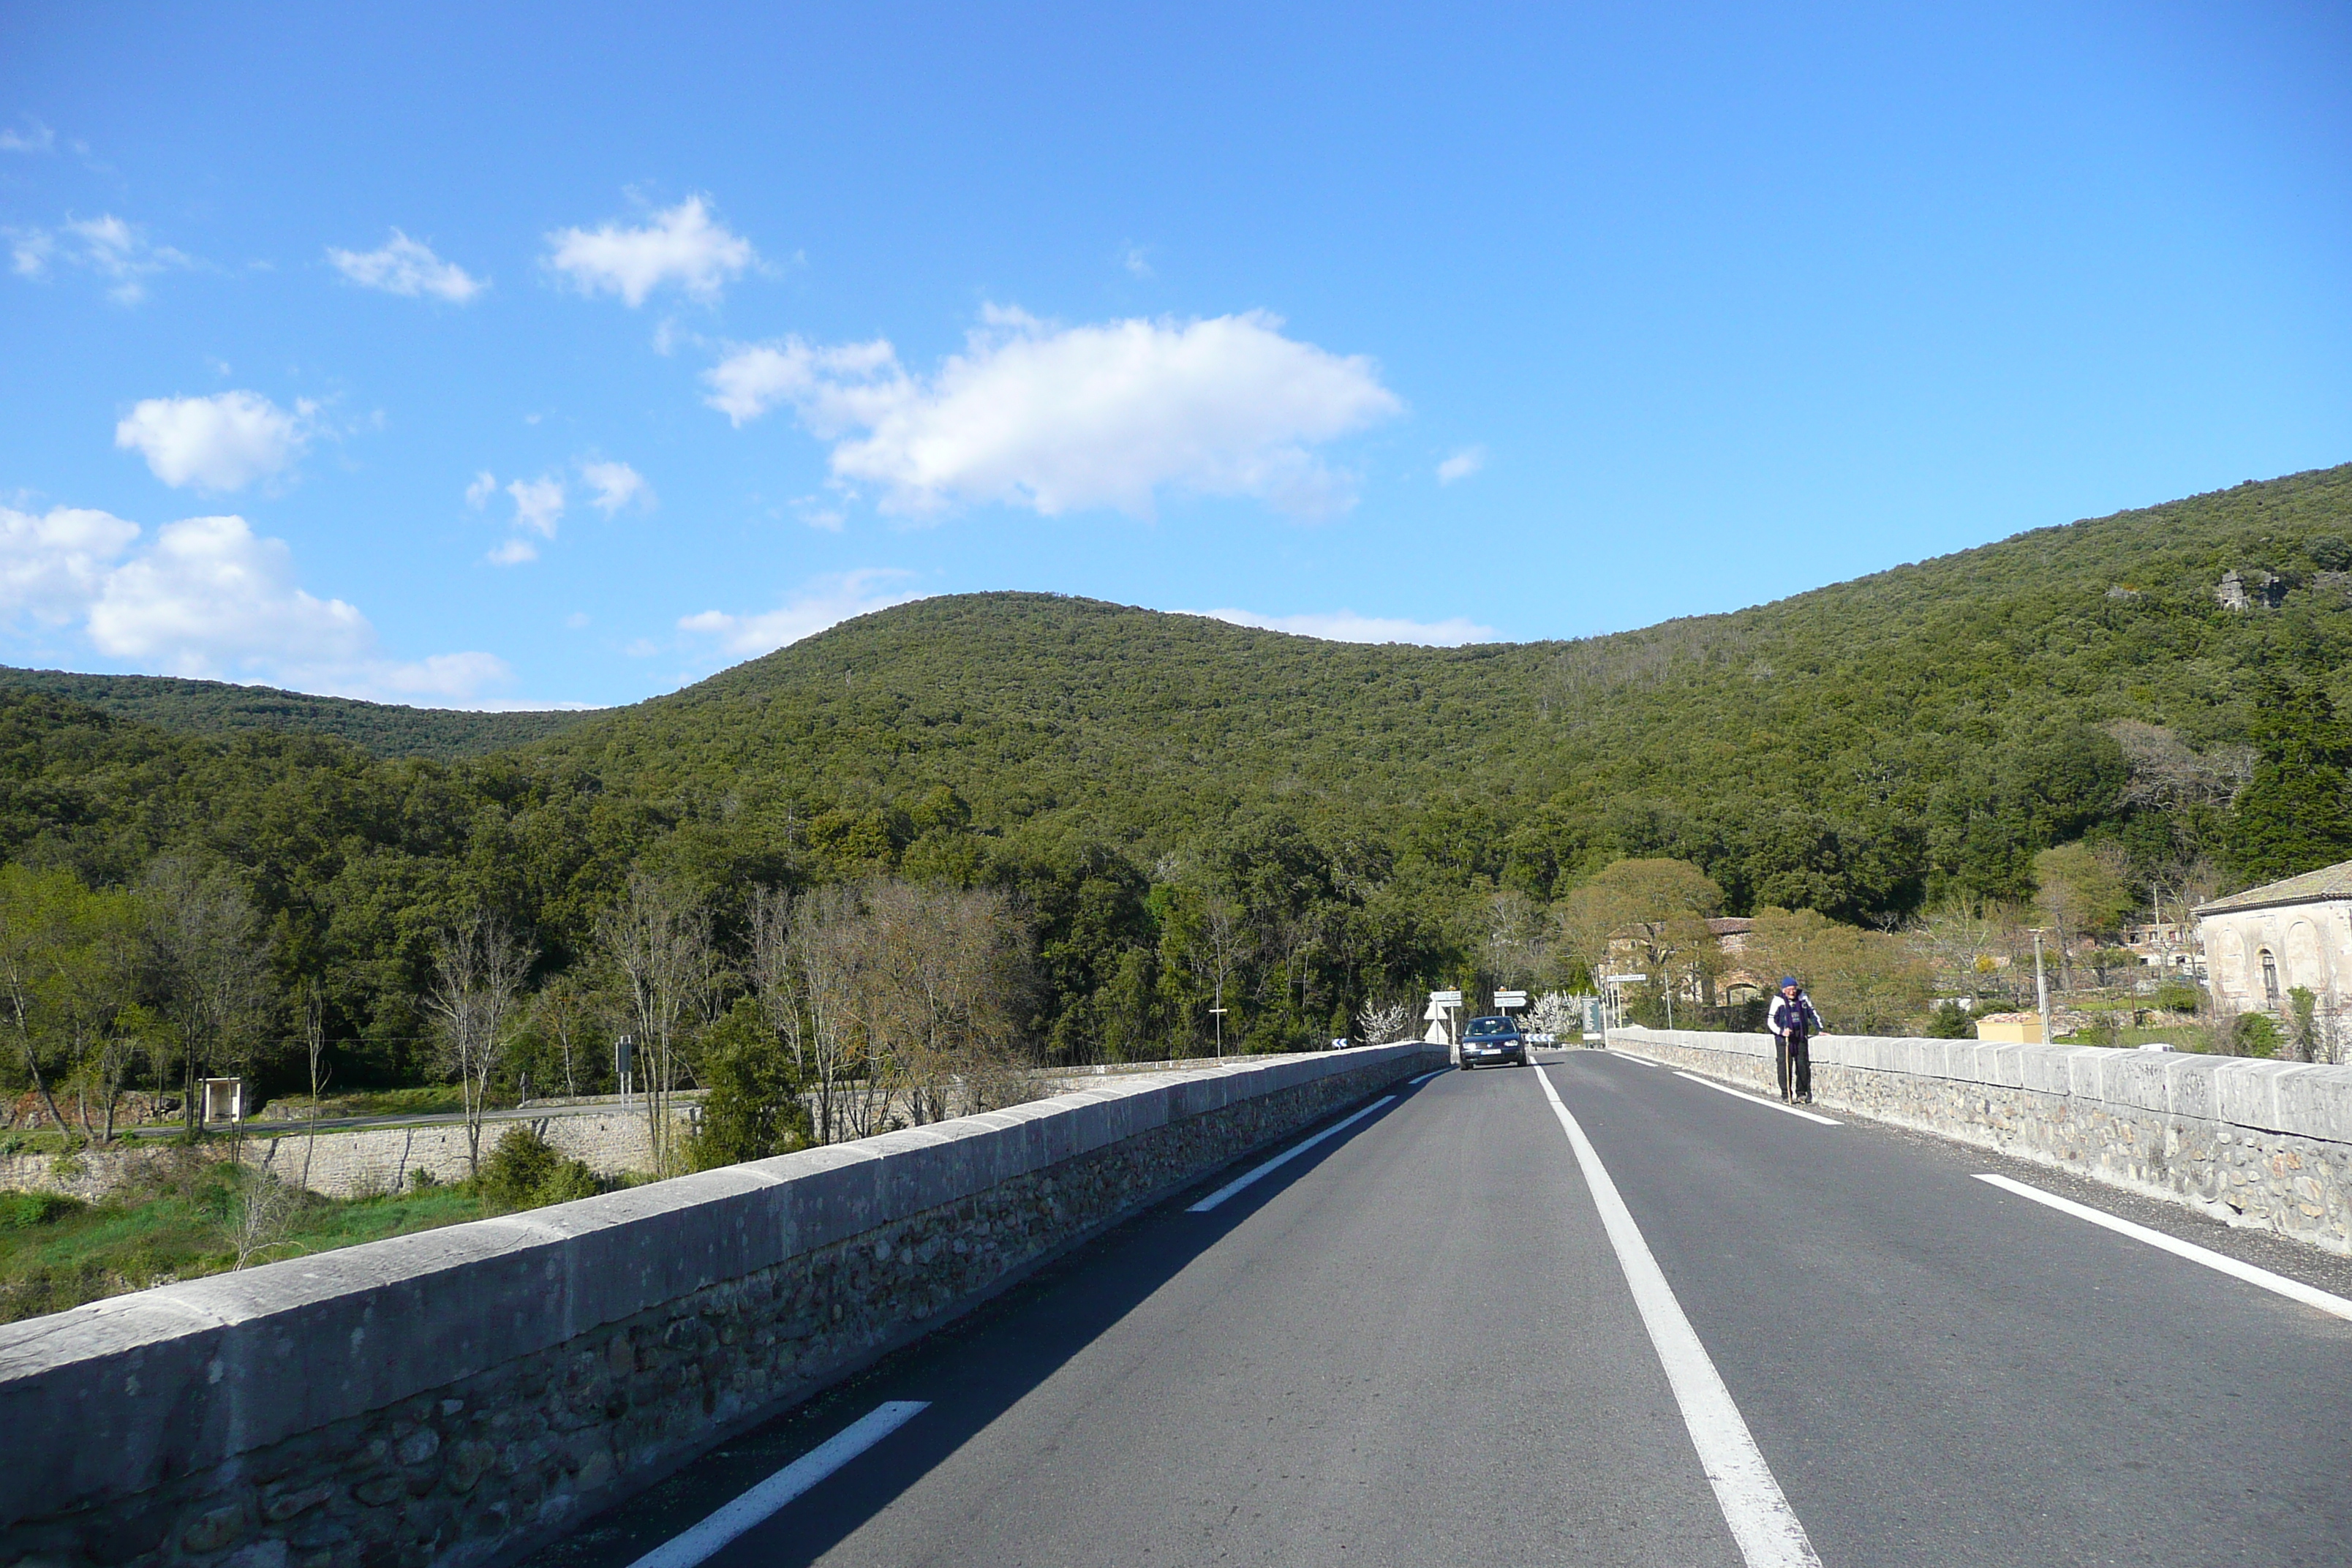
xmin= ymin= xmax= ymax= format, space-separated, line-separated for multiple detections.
xmin=1493 ymin=990 xmax=1528 ymax=1008
xmin=1599 ymin=973 xmax=1646 ymax=984
xmin=1430 ymin=990 xmax=1463 ymax=1006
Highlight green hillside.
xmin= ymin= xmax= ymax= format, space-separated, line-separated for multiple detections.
xmin=535 ymin=461 xmax=2352 ymax=913
xmin=0 ymin=668 xmax=598 ymax=759
xmin=1 ymin=461 xmax=2347 ymax=1079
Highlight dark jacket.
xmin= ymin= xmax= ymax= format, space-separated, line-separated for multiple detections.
xmin=1769 ymin=991 xmax=1823 ymax=1039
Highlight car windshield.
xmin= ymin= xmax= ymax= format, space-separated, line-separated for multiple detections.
xmin=1464 ymin=1017 xmax=1514 ymax=1037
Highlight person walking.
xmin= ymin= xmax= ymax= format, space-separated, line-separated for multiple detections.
xmin=1768 ymin=977 xmax=1824 ymax=1104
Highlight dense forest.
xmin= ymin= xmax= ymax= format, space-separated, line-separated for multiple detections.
xmin=4 ymin=462 xmax=2351 ymax=1133
xmin=0 ymin=668 xmax=598 ymax=759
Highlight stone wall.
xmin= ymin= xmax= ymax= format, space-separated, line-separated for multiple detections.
xmin=1607 ymin=1027 xmax=2352 ymax=1254
xmin=0 ymin=1044 xmax=1439 ymax=1568
xmin=0 ymin=1111 xmax=668 ymax=1204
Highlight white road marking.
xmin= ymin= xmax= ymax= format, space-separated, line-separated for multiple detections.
xmin=1972 ymin=1173 xmax=2352 ymax=1322
xmin=625 ymin=1401 xmax=930 ymax=1568
xmin=1534 ymin=1066 xmax=1822 ymax=1568
xmin=1188 ymin=1096 xmax=1398 ymax=1213
xmin=1674 ymin=1071 xmax=1842 ymax=1126
xmin=1406 ymin=1068 xmax=1447 ymax=1086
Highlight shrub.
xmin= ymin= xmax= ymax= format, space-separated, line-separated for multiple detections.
xmin=2152 ymin=977 xmax=2201 ymax=1014
xmin=2231 ymin=1012 xmax=2282 ymax=1058
xmin=478 ymin=1125 xmax=603 ymax=1210
xmin=1923 ymin=1001 xmax=1974 ymax=1039
xmin=0 ymin=1191 xmax=84 ymax=1228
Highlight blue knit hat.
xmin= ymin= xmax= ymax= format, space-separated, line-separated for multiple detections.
xmin=1779 ymin=976 xmax=1799 ymax=990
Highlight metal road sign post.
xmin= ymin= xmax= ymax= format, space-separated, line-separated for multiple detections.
xmin=615 ymin=1034 xmax=636 ymax=1105
xmin=1210 ymin=1006 xmax=1227 ymax=1058
xmin=1597 ymin=973 xmax=1646 ymax=1039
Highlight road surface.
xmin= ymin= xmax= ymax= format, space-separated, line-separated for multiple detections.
xmin=527 ymin=1051 xmax=2352 ymax=1568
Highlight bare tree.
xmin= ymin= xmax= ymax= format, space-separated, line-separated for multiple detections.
xmin=529 ymin=973 xmax=595 ymax=1098
xmin=423 ymin=915 xmax=532 ymax=1176
xmin=597 ymin=872 xmax=715 ymax=1175
xmin=1180 ymin=889 xmax=1251 ymax=1056
xmin=747 ymin=884 xmax=810 ymax=1077
xmin=298 ymin=981 xmax=329 ymax=1188
xmin=142 ymin=856 xmax=270 ymax=1138
xmin=863 ymin=881 xmax=1031 ymax=1123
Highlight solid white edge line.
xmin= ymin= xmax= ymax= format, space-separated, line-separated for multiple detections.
xmin=1406 ymin=1068 xmax=1447 ymax=1086
xmin=625 ymin=1400 xmax=930 ymax=1568
xmin=1673 ymin=1071 xmax=1842 ymax=1126
xmin=1971 ymin=1172 xmax=2352 ymax=1322
xmin=1534 ymin=1066 xmax=1821 ymax=1568
xmin=1187 ymin=1096 xmax=1398 ymax=1213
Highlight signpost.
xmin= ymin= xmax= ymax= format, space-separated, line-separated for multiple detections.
xmin=1429 ymin=990 xmax=1463 ymax=1055
xmin=1493 ymin=990 xmax=1528 ymax=1011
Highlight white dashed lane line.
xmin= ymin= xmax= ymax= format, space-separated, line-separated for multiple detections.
xmin=625 ymin=1401 xmax=930 ymax=1568
xmin=1187 ymin=1096 xmax=1398 ymax=1213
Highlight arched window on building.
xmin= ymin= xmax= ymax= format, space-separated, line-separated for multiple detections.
xmin=2261 ymin=949 xmax=2282 ymax=1013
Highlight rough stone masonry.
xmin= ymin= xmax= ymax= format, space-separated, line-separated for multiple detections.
xmin=0 ymin=1044 xmax=1440 ymax=1568
xmin=1610 ymin=1026 xmax=2352 ymax=1254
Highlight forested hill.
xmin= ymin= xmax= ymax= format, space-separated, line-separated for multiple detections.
xmin=535 ymin=461 xmax=2352 ymax=915
xmin=0 ymin=668 xmax=599 ymax=758
xmin=1 ymin=462 xmax=2348 ymax=1078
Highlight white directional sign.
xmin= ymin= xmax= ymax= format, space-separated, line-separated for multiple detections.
xmin=1493 ymin=990 xmax=1528 ymax=1009
xmin=1599 ymin=973 xmax=1646 ymax=984
xmin=1430 ymin=990 xmax=1463 ymax=1006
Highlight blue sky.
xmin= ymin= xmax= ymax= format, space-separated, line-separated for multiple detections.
xmin=1 ymin=2 xmax=2348 ymax=709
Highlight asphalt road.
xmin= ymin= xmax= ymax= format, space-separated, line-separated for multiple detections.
xmin=529 ymin=1052 xmax=2352 ymax=1568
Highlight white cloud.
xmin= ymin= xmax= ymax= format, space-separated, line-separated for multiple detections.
xmin=88 ymin=516 xmax=373 ymax=672
xmin=703 ymin=307 xmax=1401 ymax=520
xmin=327 ymin=230 xmax=486 ymax=303
xmin=464 ymin=471 xmax=497 ymax=508
xmin=0 ymin=121 xmax=55 ymax=154
xmin=545 ymin=195 xmax=754 ymax=307
xmin=6 ymin=214 xmax=195 ymax=302
xmin=678 ymin=569 xmax=925 ymax=659
xmin=114 ymin=391 xmax=312 ymax=491
xmin=0 ymin=506 xmax=143 ymax=626
xmin=580 ymin=459 xmax=651 ymax=515
xmin=487 ymin=537 xmax=539 ymax=566
xmin=1195 ymin=607 xmax=1496 ymax=647
xmin=1436 ymin=445 xmax=1488 ymax=484
xmin=0 ymin=505 xmax=510 ymax=700
xmin=506 ymin=476 xmax=565 ymax=537
xmin=1121 ymin=244 xmax=1153 ymax=279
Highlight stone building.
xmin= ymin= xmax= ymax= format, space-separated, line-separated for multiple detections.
xmin=2193 ymin=860 xmax=2352 ymax=1035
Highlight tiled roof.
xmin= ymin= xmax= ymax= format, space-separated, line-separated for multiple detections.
xmin=2195 ymin=859 xmax=2352 ymax=916
xmin=1706 ymin=917 xmax=1754 ymax=935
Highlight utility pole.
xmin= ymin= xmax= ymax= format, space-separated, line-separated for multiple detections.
xmin=2029 ymin=930 xmax=2052 ymax=1045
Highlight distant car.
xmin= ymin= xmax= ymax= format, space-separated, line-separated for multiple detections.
xmin=1458 ymin=1014 xmax=1527 ymax=1069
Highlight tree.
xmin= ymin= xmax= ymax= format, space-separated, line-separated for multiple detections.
xmin=423 ymin=914 xmax=532 ymax=1176
xmin=687 ymin=997 xmax=813 ymax=1169
xmin=1749 ymin=906 xmax=1931 ymax=1036
xmin=596 ymin=871 xmax=714 ymax=1175
xmin=2032 ymin=843 xmax=2133 ymax=989
xmin=2227 ymin=680 xmax=2352 ymax=883
xmin=138 ymin=856 xmax=270 ymax=1138
xmin=1355 ymin=996 xmax=1416 ymax=1045
xmin=1555 ymin=858 xmax=1724 ymax=1019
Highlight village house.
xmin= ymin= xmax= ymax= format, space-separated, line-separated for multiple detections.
xmin=2193 ymin=859 xmax=2352 ymax=1024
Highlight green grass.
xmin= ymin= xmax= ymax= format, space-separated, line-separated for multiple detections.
xmin=0 ymin=1164 xmax=489 ymax=1324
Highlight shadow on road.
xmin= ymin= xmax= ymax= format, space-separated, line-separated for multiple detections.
xmin=523 ymin=1069 xmax=1450 ymax=1568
